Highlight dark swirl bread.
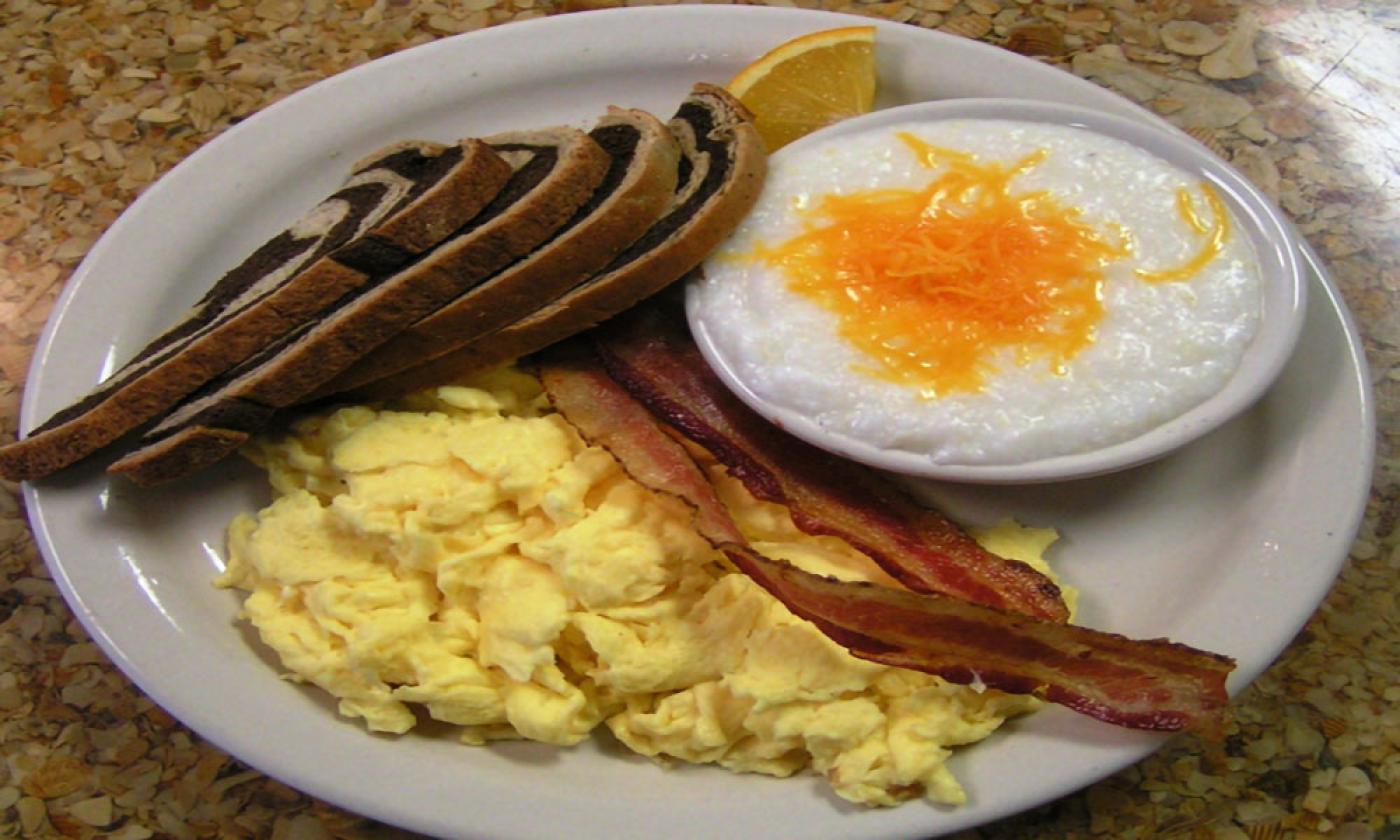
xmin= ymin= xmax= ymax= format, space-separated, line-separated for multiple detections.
xmin=0 ymin=139 xmax=513 ymax=481
xmin=108 ymin=126 xmax=612 ymax=485
xmin=338 ymin=83 xmax=767 ymax=402
xmin=310 ymin=106 xmax=683 ymax=398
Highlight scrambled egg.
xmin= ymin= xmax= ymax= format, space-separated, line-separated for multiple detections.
xmin=218 ymin=366 xmax=1064 ymax=807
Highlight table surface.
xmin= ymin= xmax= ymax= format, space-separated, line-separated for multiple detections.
xmin=1 ymin=1 xmax=1395 ymax=838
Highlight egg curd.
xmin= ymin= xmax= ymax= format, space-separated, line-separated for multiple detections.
xmin=219 ymin=367 xmax=1063 ymax=807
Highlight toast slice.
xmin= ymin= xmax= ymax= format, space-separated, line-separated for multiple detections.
xmin=342 ymin=83 xmax=766 ymax=401
xmin=0 ymin=139 xmax=512 ymax=481
xmin=108 ymin=127 xmax=611 ymax=485
xmin=310 ymin=107 xmax=681 ymax=398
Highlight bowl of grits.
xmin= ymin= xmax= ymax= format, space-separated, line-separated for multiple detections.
xmin=688 ymin=98 xmax=1306 ymax=483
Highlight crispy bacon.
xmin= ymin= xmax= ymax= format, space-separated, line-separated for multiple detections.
xmin=590 ymin=302 xmax=1069 ymax=622
xmin=537 ymin=340 xmax=745 ymax=545
xmin=721 ymin=554 xmax=1234 ymax=732
xmin=538 ymin=340 xmax=1234 ymax=732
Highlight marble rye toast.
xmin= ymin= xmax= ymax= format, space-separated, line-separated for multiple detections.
xmin=0 ymin=138 xmax=513 ymax=481
xmin=108 ymin=126 xmax=612 ymax=485
xmin=341 ymin=83 xmax=767 ymax=402
xmin=311 ymin=106 xmax=683 ymax=398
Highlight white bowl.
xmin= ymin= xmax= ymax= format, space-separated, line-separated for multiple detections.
xmin=687 ymin=98 xmax=1307 ymax=484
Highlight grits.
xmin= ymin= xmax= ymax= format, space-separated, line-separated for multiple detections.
xmin=693 ymin=119 xmax=1262 ymax=465
xmin=219 ymin=369 xmax=1066 ymax=807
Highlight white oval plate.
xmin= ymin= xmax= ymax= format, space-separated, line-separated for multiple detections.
xmin=21 ymin=8 xmax=1373 ymax=839
xmin=689 ymin=98 xmax=1308 ymax=484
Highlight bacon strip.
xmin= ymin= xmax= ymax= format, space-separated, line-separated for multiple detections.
xmin=721 ymin=556 xmax=1233 ymax=733
xmin=537 ymin=340 xmax=744 ymax=545
xmin=590 ymin=302 xmax=1069 ymax=622
xmin=538 ymin=342 xmax=1234 ymax=732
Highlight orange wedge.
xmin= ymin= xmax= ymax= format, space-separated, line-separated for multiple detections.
xmin=727 ymin=26 xmax=877 ymax=152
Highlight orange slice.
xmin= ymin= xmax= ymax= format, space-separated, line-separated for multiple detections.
xmin=727 ymin=26 xmax=877 ymax=152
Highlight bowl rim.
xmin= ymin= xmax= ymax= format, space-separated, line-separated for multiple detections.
xmin=686 ymin=97 xmax=1308 ymax=484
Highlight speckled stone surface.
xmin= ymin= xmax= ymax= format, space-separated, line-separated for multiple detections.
xmin=0 ymin=1 xmax=1395 ymax=838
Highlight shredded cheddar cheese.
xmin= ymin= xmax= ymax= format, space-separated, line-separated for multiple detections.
xmin=753 ymin=133 xmax=1230 ymax=396
xmin=1134 ymin=184 xmax=1230 ymax=284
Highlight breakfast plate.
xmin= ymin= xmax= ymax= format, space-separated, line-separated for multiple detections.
xmin=21 ymin=7 xmax=1373 ymax=839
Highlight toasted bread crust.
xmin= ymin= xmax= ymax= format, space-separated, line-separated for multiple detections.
xmin=112 ymin=426 xmax=250 ymax=487
xmin=347 ymin=84 xmax=766 ymax=402
xmin=0 ymin=139 xmax=512 ymax=482
xmin=313 ymin=109 xmax=682 ymax=398
xmin=109 ymin=128 xmax=612 ymax=484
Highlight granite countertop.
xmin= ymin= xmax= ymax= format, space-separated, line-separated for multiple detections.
xmin=0 ymin=1 xmax=1395 ymax=838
